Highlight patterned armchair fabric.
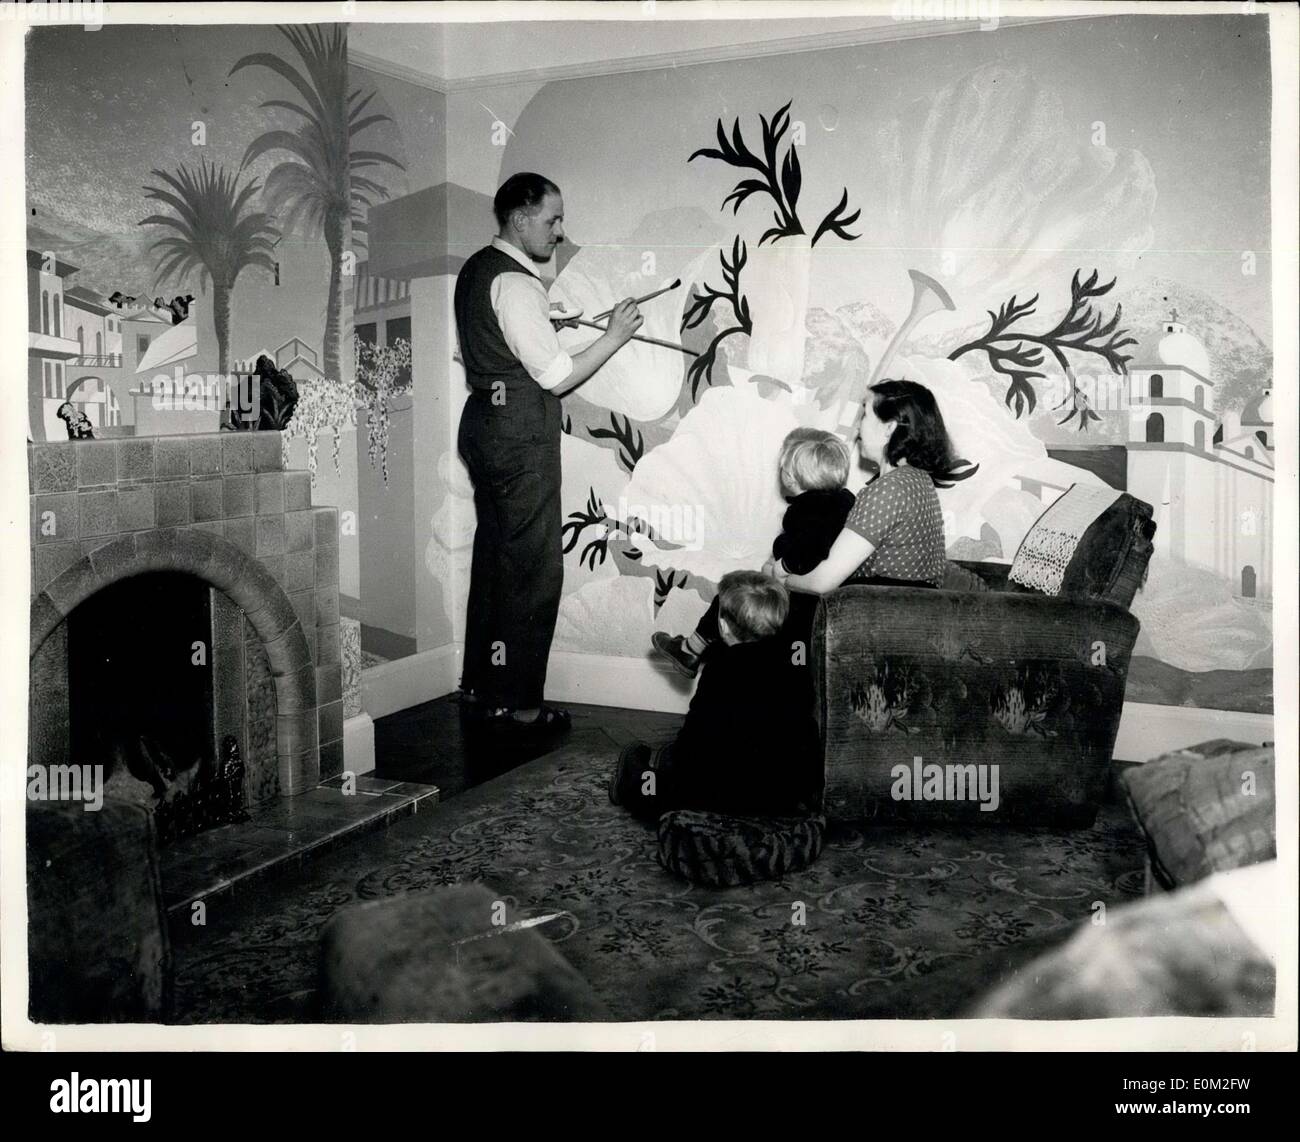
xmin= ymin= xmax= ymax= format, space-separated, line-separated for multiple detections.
xmin=812 ymin=490 xmax=1155 ymax=827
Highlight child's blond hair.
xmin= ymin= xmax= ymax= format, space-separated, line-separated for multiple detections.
xmin=778 ymin=427 xmax=850 ymax=493
xmin=717 ymin=570 xmax=789 ymax=643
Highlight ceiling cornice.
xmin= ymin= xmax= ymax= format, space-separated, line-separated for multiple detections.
xmin=350 ymin=13 xmax=1097 ymax=94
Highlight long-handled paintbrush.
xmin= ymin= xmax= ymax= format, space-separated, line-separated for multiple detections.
xmin=590 ymin=279 xmax=682 ymax=323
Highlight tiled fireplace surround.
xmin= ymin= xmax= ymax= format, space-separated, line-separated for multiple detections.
xmin=28 ymin=432 xmax=345 ymax=800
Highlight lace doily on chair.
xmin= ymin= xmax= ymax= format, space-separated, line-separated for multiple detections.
xmin=1009 ymin=483 xmax=1123 ymax=596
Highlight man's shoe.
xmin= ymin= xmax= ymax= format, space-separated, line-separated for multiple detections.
xmin=651 ymin=632 xmax=700 ymax=679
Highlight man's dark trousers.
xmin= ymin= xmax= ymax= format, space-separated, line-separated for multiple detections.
xmin=457 ymin=383 xmax=564 ymax=709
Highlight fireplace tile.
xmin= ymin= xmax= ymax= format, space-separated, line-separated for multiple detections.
xmin=30 ymin=592 xmax=62 ymax=656
xmin=87 ymin=534 xmax=139 ymax=585
xmin=319 ymin=738 xmax=345 ymax=780
xmin=314 ymin=506 xmax=340 ymax=549
xmin=189 ymin=435 xmax=222 ymax=477
xmin=285 ymin=470 xmax=311 ymax=511
xmin=315 ymin=585 xmax=340 ymax=627
xmin=156 ymin=437 xmax=190 ymax=479
xmin=260 ymin=554 xmax=285 ymax=586
xmin=34 ymin=541 xmax=83 ymax=591
xmin=155 ymin=481 xmax=191 ymax=527
xmin=318 ymin=663 xmax=343 ymax=704
xmin=191 ymin=477 xmax=223 ymax=522
xmin=223 ymin=473 xmax=254 ymax=518
xmin=255 ymin=472 xmax=284 ymax=515
xmin=317 ymin=622 xmax=341 ymax=665
xmin=221 ymin=433 xmax=254 ymax=475
xmin=192 ymin=520 xmax=223 ymax=539
xmin=289 ymin=590 xmax=316 ymax=629
xmin=259 ymin=611 xmax=304 ymax=657
xmin=32 ymin=493 xmax=78 ymax=545
xmin=76 ymin=440 xmax=117 ymax=488
xmin=222 ymin=516 xmax=256 ymax=556
xmin=30 ymin=444 xmax=78 ymax=493
xmin=211 ymin=588 xmax=243 ymax=648
xmin=284 ymin=509 xmax=314 ymax=553
xmin=315 ymin=541 xmax=339 ymax=587
xmin=304 ymin=627 xmax=318 ymax=665
xmin=274 ymin=661 xmax=317 ymax=713
xmin=284 ymin=549 xmax=315 ymax=592
xmin=254 ymin=432 xmax=285 ymax=472
xmin=116 ymin=438 xmax=155 ymax=483
xmin=117 ymin=485 xmax=156 ymax=531
xmin=318 ymin=699 xmax=344 ymax=745
xmin=78 ymin=489 xmax=119 ymax=537
xmin=278 ymin=749 xmax=319 ymax=796
xmin=277 ymin=709 xmax=320 ymax=760
xmin=255 ymin=514 xmax=286 ymax=556
xmin=42 ymin=556 xmax=100 ymax=618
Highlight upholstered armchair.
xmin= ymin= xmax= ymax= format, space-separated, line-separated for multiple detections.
xmin=812 ymin=488 xmax=1156 ymax=827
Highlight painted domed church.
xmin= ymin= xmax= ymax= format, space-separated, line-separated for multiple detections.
xmin=1123 ymin=311 xmax=1274 ymax=599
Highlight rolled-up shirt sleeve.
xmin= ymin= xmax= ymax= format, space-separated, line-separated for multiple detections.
xmin=491 ymin=273 xmax=574 ymax=391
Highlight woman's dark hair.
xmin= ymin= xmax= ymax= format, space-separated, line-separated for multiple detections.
xmin=493 ymin=172 xmax=560 ymax=228
xmin=867 ymin=379 xmax=979 ymax=489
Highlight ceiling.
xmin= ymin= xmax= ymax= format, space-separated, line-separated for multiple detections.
xmin=348 ymin=10 xmax=1040 ymax=90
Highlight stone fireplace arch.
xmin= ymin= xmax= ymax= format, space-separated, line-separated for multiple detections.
xmin=31 ymin=527 xmax=320 ymax=795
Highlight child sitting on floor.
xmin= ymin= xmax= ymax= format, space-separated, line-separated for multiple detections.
xmin=651 ymin=427 xmax=855 ymax=679
xmin=611 ymin=570 xmax=821 ymax=823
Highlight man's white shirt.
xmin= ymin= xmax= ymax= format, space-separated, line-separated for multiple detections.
xmin=484 ymin=236 xmax=574 ymax=391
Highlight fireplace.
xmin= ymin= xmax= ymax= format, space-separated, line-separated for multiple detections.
xmin=29 ymin=432 xmax=347 ymax=807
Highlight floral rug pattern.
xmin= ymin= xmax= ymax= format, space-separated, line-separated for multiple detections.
xmin=170 ymin=730 xmax=1146 ymax=1023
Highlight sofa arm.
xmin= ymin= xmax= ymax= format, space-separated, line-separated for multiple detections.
xmin=811 ymin=585 xmax=1141 ymax=824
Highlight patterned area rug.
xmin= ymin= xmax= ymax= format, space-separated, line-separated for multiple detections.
xmin=170 ymin=728 xmax=1146 ymax=1023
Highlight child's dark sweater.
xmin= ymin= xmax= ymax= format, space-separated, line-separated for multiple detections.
xmin=668 ymin=634 xmax=821 ymax=817
xmin=772 ymin=487 xmax=857 ymax=574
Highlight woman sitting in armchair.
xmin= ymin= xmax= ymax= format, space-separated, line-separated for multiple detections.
xmin=771 ymin=379 xmax=977 ymax=598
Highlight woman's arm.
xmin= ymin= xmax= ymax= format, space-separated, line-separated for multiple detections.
xmin=781 ymin=528 xmax=875 ymax=596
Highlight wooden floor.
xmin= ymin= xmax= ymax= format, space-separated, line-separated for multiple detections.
xmin=372 ymin=695 xmax=685 ymax=801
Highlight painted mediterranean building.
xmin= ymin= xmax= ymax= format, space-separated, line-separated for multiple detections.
xmin=1123 ymin=312 xmax=1273 ymax=599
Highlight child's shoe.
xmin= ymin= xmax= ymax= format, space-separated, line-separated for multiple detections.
xmin=651 ymin=632 xmax=701 ymax=679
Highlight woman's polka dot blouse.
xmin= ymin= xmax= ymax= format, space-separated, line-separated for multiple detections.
xmin=843 ymin=466 xmax=947 ymax=584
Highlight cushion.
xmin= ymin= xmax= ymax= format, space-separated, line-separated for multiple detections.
xmin=970 ymin=862 xmax=1276 ymax=1018
xmin=318 ymin=884 xmax=609 ymax=1022
xmin=657 ymin=810 xmax=827 ymax=887
xmin=941 ymin=560 xmax=991 ymax=593
xmin=1119 ymin=740 xmax=1275 ymax=890
xmin=1009 ymin=490 xmax=1155 ymax=608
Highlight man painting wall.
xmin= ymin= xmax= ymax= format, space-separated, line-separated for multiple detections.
xmin=453 ymin=173 xmax=644 ymax=733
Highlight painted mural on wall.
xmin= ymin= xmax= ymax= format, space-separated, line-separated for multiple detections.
xmin=431 ymin=16 xmax=1272 ymax=713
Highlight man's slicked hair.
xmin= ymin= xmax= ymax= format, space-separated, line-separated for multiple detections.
xmin=494 ymin=172 xmax=561 ymax=228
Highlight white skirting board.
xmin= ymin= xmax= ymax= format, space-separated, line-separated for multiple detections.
xmin=363 ymin=644 xmax=1274 ymax=764
xmin=342 ymin=713 xmax=375 ymax=776
xmin=361 ymin=642 xmax=460 ymax=721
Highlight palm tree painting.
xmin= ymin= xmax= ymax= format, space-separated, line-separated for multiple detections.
xmin=230 ymin=24 xmax=405 ymax=382
xmin=140 ymin=158 xmax=280 ymax=376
